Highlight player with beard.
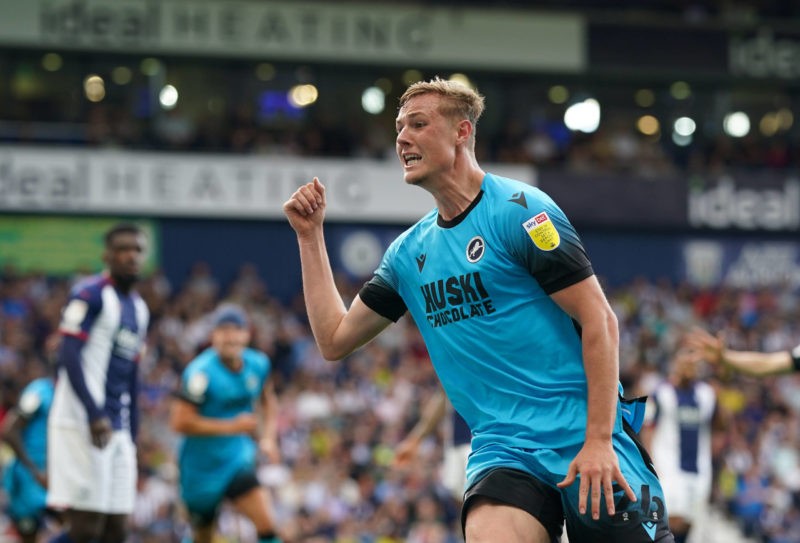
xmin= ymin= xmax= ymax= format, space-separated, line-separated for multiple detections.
xmin=46 ymin=223 xmax=150 ymax=543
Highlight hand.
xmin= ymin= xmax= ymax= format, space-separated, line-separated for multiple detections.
xmin=392 ymin=436 xmax=421 ymax=468
xmin=89 ymin=417 xmax=113 ymax=449
xmin=556 ymin=437 xmax=637 ymax=520
xmin=259 ymin=437 xmax=281 ymax=463
xmin=232 ymin=413 xmax=258 ymax=435
xmin=283 ymin=177 xmax=326 ymax=237
xmin=685 ymin=327 xmax=725 ymax=366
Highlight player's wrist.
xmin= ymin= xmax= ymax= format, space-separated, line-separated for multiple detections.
xmin=87 ymin=408 xmax=106 ymax=423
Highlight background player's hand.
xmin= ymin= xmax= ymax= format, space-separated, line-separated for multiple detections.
xmin=283 ymin=177 xmax=326 ymax=237
xmin=557 ymin=437 xmax=636 ymax=520
xmin=89 ymin=416 xmax=112 ymax=449
xmin=685 ymin=327 xmax=725 ymax=366
xmin=392 ymin=436 xmax=421 ymax=468
xmin=232 ymin=413 xmax=258 ymax=435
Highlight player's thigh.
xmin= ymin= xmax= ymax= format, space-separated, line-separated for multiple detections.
xmin=46 ymin=425 xmax=95 ymax=510
xmin=47 ymin=428 xmax=136 ymax=515
xmin=104 ymin=431 xmax=138 ymax=514
xmin=462 ymin=468 xmax=563 ymax=543
xmin=226 ymin=468 xmax=275 ymax=529
xmin=231 ymin=485 xmax=275 ymax=532
xmin=464 ymin=497 xmax=551 ymax=543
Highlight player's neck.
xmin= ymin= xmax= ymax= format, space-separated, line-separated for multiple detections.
xmin=221 ymin=355 xmax=243 ymax=371
xmin=109 ymin=274 xmax=136 ymax=294
xmin=431 ymin=166 xmax=485 ymax=221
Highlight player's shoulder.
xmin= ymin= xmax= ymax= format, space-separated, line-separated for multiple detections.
xmin=694 ymin=379 xmax=716 ymax=398
xmin=68 ymin=273 xmax=110 ymax=306
xmin=385 ymin=209 xmax=438 ymax=256
xmin=184 ymin=348 xmax=218 ymax=374
xmin=651 ymin=378 xmax=674 ymax=398
xmin=482 ymin=173 xmax=559 ymax=220
xmin=26 ymin=377 xmax=55 ymax=396
xmin=70 ymin=273 xmax=108 ymax=294
xmin=19 ymin=378 xmax=54 ymax=414
xmin=243 ymin=348 xmax=269 ymax=368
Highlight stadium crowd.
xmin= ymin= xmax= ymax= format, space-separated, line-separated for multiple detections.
xmin=1 ymin=262 xmax=800 ymax=542
xmin=3 ymin=95 xmax=798 ymax=179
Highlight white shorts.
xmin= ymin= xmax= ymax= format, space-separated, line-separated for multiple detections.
xmin=659 ymin=469 xmax=711 ymax=521
xmin=441 ymin=443 xmax=470 ymax=500
xmin=46 ymin=426 xmax=137 ymax=514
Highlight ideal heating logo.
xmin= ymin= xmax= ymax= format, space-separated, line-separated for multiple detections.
xmin=688 ymin=178 xmax=800 ymax=230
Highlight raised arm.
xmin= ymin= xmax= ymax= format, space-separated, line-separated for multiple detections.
xmin=284 ymin=177 xmax=392 ymax=360
xmin=686 ymin=327 xmax=795 ymax=376
xmin=394 ymin=389 xmax=448 ymax=467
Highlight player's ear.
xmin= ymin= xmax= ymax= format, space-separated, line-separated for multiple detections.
xmin=456 ymin=119 xmax=473 ymax=145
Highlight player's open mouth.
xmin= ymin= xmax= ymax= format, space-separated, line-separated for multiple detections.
xmin=403 ymin=153 xmax=422 ymax=166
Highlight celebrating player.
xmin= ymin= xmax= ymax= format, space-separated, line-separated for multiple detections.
xmin=284 ymin=77 xmax=675 ymax=542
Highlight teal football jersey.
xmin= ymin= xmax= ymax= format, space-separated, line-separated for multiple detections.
xmin=17 ymin=377 xmax=53 ymax=469
xmin=371 ymin=173 xmax=624 ymax=453
xmin=177 ymin=348 xmax=270 ymax=484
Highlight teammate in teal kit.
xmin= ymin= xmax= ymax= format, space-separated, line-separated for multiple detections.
xmin=1 ymin=376 xmax=55 ymax=543
xmin=170 ymin=304 xmax=282 ymax=543
xmin=284 ymin=77 xmax=675 ymax=542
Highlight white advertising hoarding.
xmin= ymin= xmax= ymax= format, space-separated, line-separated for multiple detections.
xmin=0 ymin=146 xmax=535 ymax=222
xmin=0 ymin=0 xmax=585 ymax=71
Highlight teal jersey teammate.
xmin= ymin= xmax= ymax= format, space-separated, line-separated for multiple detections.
xmin=171 ymin=304 xmax=282 ymax=543
xmin=284 ymin=77 xmax=674 ymax=542
xmin=177 ymin=346 xmax=269 ymax=494
xmin=1 ymin=377 xmax=54 ymax=543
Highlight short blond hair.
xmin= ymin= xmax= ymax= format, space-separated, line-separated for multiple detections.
xmin=399 ymin=76 xmax=485 ymax=127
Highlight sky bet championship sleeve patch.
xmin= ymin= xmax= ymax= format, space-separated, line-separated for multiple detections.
xmin=523 ymin=212 xmax=561 ymax=251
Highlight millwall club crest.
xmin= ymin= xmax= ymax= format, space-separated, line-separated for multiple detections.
xmin=466 ymin=236 xmax=485 ymax=263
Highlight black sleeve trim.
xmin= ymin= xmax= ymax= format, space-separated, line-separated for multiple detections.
xmin=792 ymin=345 xmax=800 ymax=372
xmin=358 ymin=276 xmax=407 ymax=322
xmin=172 ymin=389 xmax=202 ymax=407
xmin=540 ymin=265 xmax=594 ymax=295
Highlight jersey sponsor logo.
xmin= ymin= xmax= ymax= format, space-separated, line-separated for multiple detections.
xmin=509 ymin=191 xmax=528 ymax=208
xmin=60 ymin=299 xmax=89 ymax=334
xmin=677 ymin=405 xmax=702 ymax=426
xmin=113 ymin=327 xmax=143 ymax=360
xmin=420 ymin=272 xmax=496 ymax=328
xmin=523 ymin=211 xmax=560 ymax=251
xmin=466 ymin=236 xmax=485 ymax=263
xmin=416 ymin=253 xmax=427 ymax=272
